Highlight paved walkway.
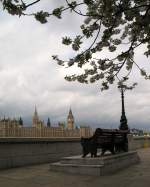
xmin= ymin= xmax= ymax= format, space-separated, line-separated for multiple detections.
xmin=0 ymin=148 xmax=150 ymax=187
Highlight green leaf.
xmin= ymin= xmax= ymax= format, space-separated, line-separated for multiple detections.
xmin=62 ymin=37 xmax=72 ymax=45
xmin=52 ymin=7 xmax=64 ymax=19
xmin=35 ymin=11 xmax=49 ymax=24
xmin=140 ymin=69 xmax=147 ymax=76
xmin=109 ymin=45 xmax=116 ymax=52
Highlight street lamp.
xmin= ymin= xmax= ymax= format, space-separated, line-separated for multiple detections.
xmin=118 ymin=85 xmax=129 ymax=130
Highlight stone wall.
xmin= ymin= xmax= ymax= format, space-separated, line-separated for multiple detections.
xmin=128 ymin=135 xmax=150 ymax=150
xmin=0 ymin=136 xmax=149 ymax=170
xmin=0 ymin=138 xmax=81 ymax=169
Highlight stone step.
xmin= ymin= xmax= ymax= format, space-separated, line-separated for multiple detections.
xmin=61 ymin=151 xmax=139 ymax=165
xmin=60 ymin=155 xmax=105 ymax=165
xmin=50 ymin=162 xmax=103 ymax=176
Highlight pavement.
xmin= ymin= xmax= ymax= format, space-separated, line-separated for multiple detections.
xmin=0 ymin=148 xmax=150 ymax=187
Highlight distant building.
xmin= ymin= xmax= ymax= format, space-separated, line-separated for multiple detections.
xmin=0 ymin=117 xmax=22 ymax=137
xmin=67 ymin=108 xmax=74 ymax=130
xmin=130 ymin=128 xmax=144 ymax=136
xmin=47 ymin=118 xmax=51 ymax=127
xmin=80 ymin=125 xmax=93 ymax=137
xmin=0 ymin=107 xmax=92 ymax=138
xmin=58 ymin=122 xmax=65 ymax=129
xmin=32 ymin=106 xmax=44 ymax=128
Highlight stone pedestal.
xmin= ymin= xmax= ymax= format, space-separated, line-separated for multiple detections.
xmin=50 ymin=151 xmax=140 ymax=176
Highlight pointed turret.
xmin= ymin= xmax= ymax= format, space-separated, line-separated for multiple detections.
xmin=34 ymin=106 xmax=38 ymax=117
xmin=68 ymin=108 xmax=73 ymax=118
xmin=32 ymin=106 xmax=44 ymax=128
xmin=19 ymin=117 xmax=23 ymax=126
xmin=32 ymin=106 xmax=39 ymax=127
xmin=47 ymin=118 xmax=51 ymax=127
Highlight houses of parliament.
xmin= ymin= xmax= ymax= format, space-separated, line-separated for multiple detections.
xmin=0 ymin=107 xmax=92 ymax=138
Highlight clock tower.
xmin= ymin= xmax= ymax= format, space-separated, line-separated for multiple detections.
xmin=67 ymin=108 xmax=74 ymax=130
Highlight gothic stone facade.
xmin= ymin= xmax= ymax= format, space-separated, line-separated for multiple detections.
xmin=0 ymin=108 xmax=92 ymax=138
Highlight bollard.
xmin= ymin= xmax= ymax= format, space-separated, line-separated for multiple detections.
xmin=143 ymin=136 xmax=149 ymax=148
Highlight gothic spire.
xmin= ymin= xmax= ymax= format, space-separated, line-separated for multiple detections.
xmin=68 ymin=108 xmax=73 ymax=118
xmin=19 ymin=117 xmax=23 ymax=126
xmin=34 ymin=106 xmax=38 ymax=116
xmin=47 ymin=117 xmax=51 ymax=127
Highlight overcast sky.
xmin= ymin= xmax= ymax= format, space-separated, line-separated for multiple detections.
xmin=0 ymin=1 xmax=150 ymax=130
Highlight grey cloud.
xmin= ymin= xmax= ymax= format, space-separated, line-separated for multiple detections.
xmin=0 ymin=1 xmax=150 ymax=130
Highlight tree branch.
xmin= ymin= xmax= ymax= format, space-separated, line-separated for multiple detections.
xmin=25 ymin=0 xmax=41 ymax=8
xmin=80 ymin=19 xmax=102 ymax=55
xmin=65 ymin=0 xmax=101 ymax=17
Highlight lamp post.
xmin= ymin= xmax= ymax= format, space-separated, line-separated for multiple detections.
xmin=118 ymin=85 xmax=129 ymax=130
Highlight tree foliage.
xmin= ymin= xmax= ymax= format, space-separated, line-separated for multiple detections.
xmin=1 ymin=0 xmax=150 ymax=90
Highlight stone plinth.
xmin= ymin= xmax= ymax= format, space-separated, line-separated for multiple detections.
xmin=50 ymin=151 xmax=140 ymax=176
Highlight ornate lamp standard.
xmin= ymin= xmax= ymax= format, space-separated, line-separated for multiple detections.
xmin=118 ymin=85 xmax=129 ymax=130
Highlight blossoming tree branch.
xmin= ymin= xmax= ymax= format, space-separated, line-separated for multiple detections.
xmin=1 ymin=0 xmax=150 ymax=90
